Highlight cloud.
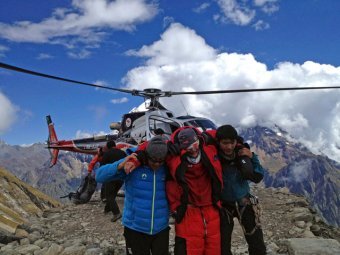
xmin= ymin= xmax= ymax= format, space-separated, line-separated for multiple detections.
xmin=254 ymin=0 xmax=280 ymax=14
xmin=215 ymin=0 xmax=256 ymax=26
xmin=126 ymin=23 xmax=216 ymax=66
xmin=67 ymin=49 xmax=91 ymax=59
xmin=193 ymin=3 xmax=211 ymax=13
xmin=0 ymin=92 xmax=18 ymax=134
xmin=290 ymin=160 xmax=312 ymax=182
xmin=37 ymin=53 xmax=54 ymax=60
xmin=252 ymin=20 xmax=270 ymax=31
xmin=0 ymin=45 xmax=9 ymax=57
xmin=123 ymin=23 xmax=340 ymax=162
xmin=111 ymin=97 xmax=129 ymax=104
xmin=214 ymin=0 xmax=279 ymax=27
xmin=75 ymin=130 xmax=108 ymax=139
xmin=0 ymin=0 xmax=158 ymax=49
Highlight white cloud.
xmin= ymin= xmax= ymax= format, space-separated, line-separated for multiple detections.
xmin=0 ymin=0 xmax=158 ymax=49
xmin=163 ymin=16 xmax=175 ymax=28
xmin=0 ymin=92 xmax=18 ymax=134
xmin=252 ymin=20 xmax=270 ymax=31
xmin=126 ymin=23 xmax=216 ymax=66
xmin=0 ymin=45 xmax=9 ymax=57
xmin=123 ymin=23 xmax=340 ymax=162
xmin=290 ymin=160 xmax=311 ymax=182
xmin=214 ymin=0 xmax=279 ymax=27
xmin=67 ymin=49 xmax=91 ymax=59
xmin=215 ymin=0 xmax=256 ymax=26
xmin=111 ymin=97 xmax=129 ymax=104
xmin=37 ymin=53 xmax=54 ymax=60
xmin=193 ymin=3 xmax=211 ymax=13
xmin=254 ymin=0 xmax=280 ymax=14
xmin=75 ymin=130 xmax=107 ymax=139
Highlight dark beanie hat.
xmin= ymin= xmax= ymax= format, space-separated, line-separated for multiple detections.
xmin=216 ymin=125 xmax=238 ymax=141
xmin=178 ymin=128 xmax=198 ymax=149
xmin=146 ymin=135 xmax=168 ymax=160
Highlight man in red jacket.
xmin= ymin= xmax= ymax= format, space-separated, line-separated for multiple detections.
xmin=166 ymin=127 xmax=223 ymax=255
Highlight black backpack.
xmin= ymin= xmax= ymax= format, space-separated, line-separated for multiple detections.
xmin=61 ymin=173 xmax=97 ymax=204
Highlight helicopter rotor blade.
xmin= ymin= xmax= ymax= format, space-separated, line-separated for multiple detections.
xmin=0 ymin=62 xmax=134 ymax=94
xmin=1 ymin=62 xmax=340 ymax=97
xmin=169 ymin=86 xmax=340 ymax=96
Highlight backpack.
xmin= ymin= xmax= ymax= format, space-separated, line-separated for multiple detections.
xmin=61 ymin=173 xmax=97 ymax=204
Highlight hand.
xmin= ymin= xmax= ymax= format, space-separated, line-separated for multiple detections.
xmin=238 ymin=147 xmax=252 ymax=158
xmin=124 ymin=154 xmax=140 ymax=174
xmin=174 ymin=204 xmax=187 ymax=223
xmin=167 ymin=141 xmax=180 ymax=156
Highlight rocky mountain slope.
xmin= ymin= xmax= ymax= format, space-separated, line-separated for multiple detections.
xmin=241 ymin=126 xmax=340 ymax=227
xmin=0 ymin=184 xmax=339 ymax=255
xmin=0 ymin=167 xmax=60 ymax=242
xmin=0 ymin=141 xmax=91 ymax=199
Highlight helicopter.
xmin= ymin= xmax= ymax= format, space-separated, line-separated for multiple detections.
xmin=1 ymin=62 xmax=340 ymax=167
xmin=45 ymin=88 xmax=217 ymax=167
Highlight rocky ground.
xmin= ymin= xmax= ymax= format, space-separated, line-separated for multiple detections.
xmin=0 ymin=185 xmax=339 ymax=255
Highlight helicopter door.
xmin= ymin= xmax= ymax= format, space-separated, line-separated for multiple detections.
xmin=147 ymin=115 xmax=182 ymax=140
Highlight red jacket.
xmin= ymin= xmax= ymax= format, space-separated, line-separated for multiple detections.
xmin=166 ymin=127 xmax=223 ymax=215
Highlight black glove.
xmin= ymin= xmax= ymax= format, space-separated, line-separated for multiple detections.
xmin=167 ymin=141 xmax=180 ymax=156
xmin=201 ymin=132 xmax=216 ymax=145
xmin=135 ymin=150 xmax=147 ymax=165
xmin=174 ymin=204 xmax=187 ymax=224
xmin=237 ymin=156 xmax=256 ymax=181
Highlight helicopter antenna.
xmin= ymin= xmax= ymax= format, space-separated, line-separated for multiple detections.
xmin=180 ymin=100 xmax=189 ymax=115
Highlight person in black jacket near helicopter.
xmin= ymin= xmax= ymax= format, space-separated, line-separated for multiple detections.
xmin=215 ymin=124 xmax=266 ymax=255
xmin=100 ymin=140 xmax=127 ymax=222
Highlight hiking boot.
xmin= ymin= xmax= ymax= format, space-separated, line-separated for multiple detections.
xmin=111 ymin=213 xmax=122 ymax=222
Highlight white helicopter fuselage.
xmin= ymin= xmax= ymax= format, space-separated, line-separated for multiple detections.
xmin=118 ymin=109 xmax=216 ymax=144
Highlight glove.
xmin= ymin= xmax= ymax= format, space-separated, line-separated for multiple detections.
xmin=174 ymin=204 xmax=187 ymax=224
xmin=135 ymin=150 xmax=147 ymax=165
xmin=167 ymin=141 xmax=180 ymax=156
xmin=201 ymin=131 xmax=216 ymax=145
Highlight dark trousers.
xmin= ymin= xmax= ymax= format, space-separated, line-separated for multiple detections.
xmin=221 ymin=202 xmax=266 ymax=255
xmin=124 ymin=227 xmax=170 ymax=255
xmin=104 ymin=180 xmax=123 ymax=215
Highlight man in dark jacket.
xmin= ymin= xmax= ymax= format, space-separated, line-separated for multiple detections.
xmin=216 ymin=125 xmax=266 ymax=255
xmin=100 ymin=140 xmax=127 ymax=222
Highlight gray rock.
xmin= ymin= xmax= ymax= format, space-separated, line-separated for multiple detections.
xmin=310 ymin=224 xmax=321 ymax=235
xmin=19 ymin=238 xmax=30 ymax=245
xmin=60 ymin=244 xmax=86 ymax=255
xmin=287 ymin=238 xmax=340 ymax=255
xmin=84 ymin=248 xmax=103 ymax=255
xmin=15 ymin=244 xmax=41 ymax=254
xmin=45 ymin=243 xmax=64 ymax=255
xmin=293 ymin=212 xmax=313 ymax=222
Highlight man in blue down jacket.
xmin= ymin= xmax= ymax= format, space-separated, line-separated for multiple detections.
xmin=96 ymin=136 xmax=170 ymax=255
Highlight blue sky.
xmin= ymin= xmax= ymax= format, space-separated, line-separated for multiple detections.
xmin=0 ymin=0 xmax=340 ymax=162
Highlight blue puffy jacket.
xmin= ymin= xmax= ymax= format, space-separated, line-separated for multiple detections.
xmin=220 ymin=153 xmax=264 ymax=202
xmin=96 ymin=149 xmax=169 ymax=235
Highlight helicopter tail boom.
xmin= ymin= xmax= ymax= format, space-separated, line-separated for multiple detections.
xmin=46 ymin=115 xmax=59 ymax=168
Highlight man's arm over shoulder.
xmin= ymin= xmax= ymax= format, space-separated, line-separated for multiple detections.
xmin=95 ymin=157 xmax=127 ymax=183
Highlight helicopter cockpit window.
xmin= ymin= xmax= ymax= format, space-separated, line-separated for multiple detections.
xmin=148 ymin=115 xmax=181 ymax=136
xmin=183 ymin=119 xmax=217 ymax=131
